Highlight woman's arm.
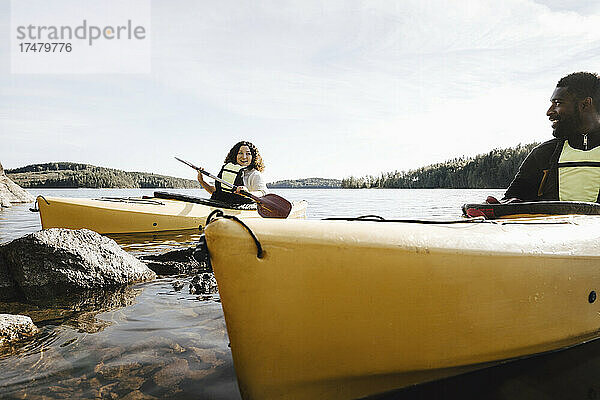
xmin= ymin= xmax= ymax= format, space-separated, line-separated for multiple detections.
xmin=197 ymin=170 xmax=216 ymax=194
xmin=241 ymin=170 xmax=268 ymax=197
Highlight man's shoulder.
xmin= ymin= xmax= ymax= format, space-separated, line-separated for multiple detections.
xmin=532 ymin=138 xmax=560 ymax=151
xmin=527 ymin=138 xmax=561 ymax=157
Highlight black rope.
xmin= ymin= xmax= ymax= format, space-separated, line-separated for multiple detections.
xmin=30 ymin=195 xmax=50 ymax=212
xmin=322 ymin=216 xmax=486 ymax=224
xmin=206 ymin=209 xmax=264 ymax=258
xmin=356 ymin=215 xmax=386 ymax=220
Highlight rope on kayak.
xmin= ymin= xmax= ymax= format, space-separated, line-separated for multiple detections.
xmin=322 ymin=215 xmax=487 ymax=224
xmin=355 ymin=215 xmax=386 ymax=220
xmin=95 ymin=197 xmax=165 ymax=205
xmin=206 ymin=209 xmax=264 ymax=259
xmin=29 ymin=195 xmax=50 ymax=212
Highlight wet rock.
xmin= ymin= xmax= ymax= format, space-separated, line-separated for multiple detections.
xmin=189 ymin=346 xmax=224 ymax=366
xmin=152 ymin=358 xmax=189 ymax=388
xmin=0 ymin=285 xmax=142 ymax=334
xmin=0 ymin=252 xmax=19 ymax=301
xmin=98 ymin=382 xmax=119 ymax=399
xmin=140 ymin=247 xmax=200 ymax=275
xmin=0 ymin=314 xmax=38 ymax=347
xmin=0 ymin=161 xmax=35 ymax=207
xmin=139 ymin=234 xmax=212 ymax=276
xmin=171 ymin=280 xmax=184 ymax=291
xmin=140 ymin=242 xmax=211 ymax=275
xmin=0 ymin=229 xmax=155 ymax=303
xmin=189 ymin=273 xmax=218 ymax=295
xmin=120 ymin=390 xmax=158 ymax=400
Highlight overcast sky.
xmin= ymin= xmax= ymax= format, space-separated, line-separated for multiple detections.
xmin=2 ymin=0 xmax=600 ymax=182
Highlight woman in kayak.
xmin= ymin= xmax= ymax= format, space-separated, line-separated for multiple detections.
xmin=197 ymin=141 xmax=268 ymax=205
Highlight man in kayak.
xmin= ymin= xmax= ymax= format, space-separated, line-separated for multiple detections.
xmin=490 ymin=71 xmax=600 ymax=203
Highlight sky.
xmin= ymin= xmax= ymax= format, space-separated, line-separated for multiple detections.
xmin=2 ymin=0 xmax=600 ymax=183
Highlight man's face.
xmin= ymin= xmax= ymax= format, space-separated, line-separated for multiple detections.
xmin=547 ymin=86 xmax=583 ymax=138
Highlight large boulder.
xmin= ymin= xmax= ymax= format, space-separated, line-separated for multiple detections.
xmin=0 ymin=161 xmax=35 ymax=207
xmin=0 ymin=229 xmax=156 ymax=302
xmin=0 ymin=314 xmax=38 ymax=348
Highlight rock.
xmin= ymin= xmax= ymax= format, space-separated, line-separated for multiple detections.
xmin=0 ymin=161 xmax=35 ymax=207
xmin=189 ymin=273 xmax=218 ymax=295
xmin=0 ymin=252 xmax=20 ymax=301
xmin=120 ymin=390 xmax=157 ymax=400
xmin=140 ymin=236 xmax=211 ymax=275
xmin=0 ymin=285 xmax=143 ymax=334
xmin=0 ymin=229 xmax=155 ymax=302
xmin=152 ymin=358 xmax=189 ymax=388
xmin=0 ymin=314 xmax=38 ymax=347
xmin=140 ymin=247 xmax=202 ymax=275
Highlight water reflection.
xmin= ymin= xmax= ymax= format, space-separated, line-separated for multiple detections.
xmin=0 ymin=278 xmax=240 ymax=400
xmin=107 ymin=229 xmax=204 ymax=256
xmin=0 ymin=285 xmax=143 ymax=335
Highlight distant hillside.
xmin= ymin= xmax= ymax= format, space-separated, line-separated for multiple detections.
xmin=342 ymin=142 xmax=540 ymax=189
xmin=7 ymin=162 xmax=201 ymax=189
xmin=268 ymin=177 xmax=341 ymax=189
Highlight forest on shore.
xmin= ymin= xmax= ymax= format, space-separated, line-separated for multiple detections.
xmin=267 ymin=178 xmax=341 ymax=188
xmin=341 ymin=142 xmax=539 ymax=189
xmin=7 ymin=162 xmax=201 ymax=189
xmin=7 ymin=142 xmax=539 ymax=189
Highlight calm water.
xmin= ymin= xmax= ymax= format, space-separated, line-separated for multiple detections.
xmin=2 ymin=188 xmax=600 ymax=399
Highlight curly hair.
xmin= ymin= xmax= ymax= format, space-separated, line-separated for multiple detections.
xmin=224 ymin=141 xmax=265 ymax=172
xmin=557 ymin=72 xmax=600 ymax=112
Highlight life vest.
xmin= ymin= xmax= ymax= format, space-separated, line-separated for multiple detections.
xmin=211 ymin=163 xmax=254 ymax=205
xmin=557 ymin=140 xmax=600 ymax=202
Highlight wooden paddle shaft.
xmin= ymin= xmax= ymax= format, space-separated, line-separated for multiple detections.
xmin=175 ymin=157 xmax=260 ymax=200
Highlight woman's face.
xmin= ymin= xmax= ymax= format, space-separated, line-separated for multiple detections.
xmin=236 ymin=145 xmax=253 ymax=167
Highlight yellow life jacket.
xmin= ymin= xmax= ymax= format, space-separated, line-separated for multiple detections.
xmin=558 ymin=140 xmax=600 ymax=202
xmin=211 ymin=163 xmax=254 ymax=205
xmin=218 ymin=163 xmax=245 ymax=193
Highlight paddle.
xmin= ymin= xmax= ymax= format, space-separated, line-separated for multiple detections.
xmin=175 ymin=157 xmax=292 ymax=218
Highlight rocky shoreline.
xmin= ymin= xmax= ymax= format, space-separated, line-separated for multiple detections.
xmin=0 ymin=161 xmax=35 ymax=207
xmin=0 ymin=227 xmax=213 ymax=351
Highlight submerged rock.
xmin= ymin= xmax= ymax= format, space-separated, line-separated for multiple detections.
xmin=0 ymin=285 xmax=143 ymax=336
xmin=0 ymin=229 xmax=155 ymax=302
xmin=140 ymin=236 xmax=212 ymax=275
xmin=189 ymin=273 xmax=218 ymax=295
xmin=0 ymin=314 xmax=38 ymax=347
xmin=0 ymin=161 xmax=35 ymax=207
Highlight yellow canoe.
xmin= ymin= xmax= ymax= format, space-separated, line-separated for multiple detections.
xmin=205 ymin=215 xmax=600 ymax=400
xmin=37 ymin=193 xmax=307 ymax=234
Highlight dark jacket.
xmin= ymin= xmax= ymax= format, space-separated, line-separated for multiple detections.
xmin=504 ymin=129 xmax=600 ymax=201
xmin=503 ymin=139 xmax=564 ymax=201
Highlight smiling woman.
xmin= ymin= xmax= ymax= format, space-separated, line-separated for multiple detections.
xmin=196 ymin=141 xmax=268 ymax=206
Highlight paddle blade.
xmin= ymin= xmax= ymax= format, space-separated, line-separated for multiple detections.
xmin=256 ymin=194 xmax=293 ymax=218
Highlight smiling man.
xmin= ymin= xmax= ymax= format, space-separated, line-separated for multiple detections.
xmin=500 ymin=72 xmax=600 ymax=202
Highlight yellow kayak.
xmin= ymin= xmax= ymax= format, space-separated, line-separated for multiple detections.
xmin=37 ymin=192 xmax=307 ymax=234
xmin=205 ymin=215 xmax=600 ymax=400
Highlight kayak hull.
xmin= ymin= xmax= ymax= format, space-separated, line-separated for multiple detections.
xmin=205 ymin=216 xmax=600 ymax=399
xmin=37 ymin=195 xmax=307 ymax=234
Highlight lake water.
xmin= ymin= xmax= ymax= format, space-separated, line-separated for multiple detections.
xmin=2 ymin=188 xmax=600 ymax=399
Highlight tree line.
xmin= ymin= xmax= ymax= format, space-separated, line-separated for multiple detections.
xmin=268 ymin=177 xmax=342 ymax=188
xmin=7 ymin=162 xmax=201 ymax=189
xmin=341 ymin=143 xmax=539 ymax=189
